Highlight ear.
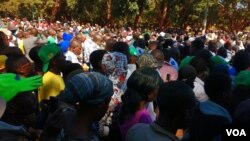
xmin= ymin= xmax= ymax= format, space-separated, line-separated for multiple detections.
xmin=17 ymin=67 xmax=24 ymax=75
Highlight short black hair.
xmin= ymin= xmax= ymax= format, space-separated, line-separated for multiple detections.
xmin=190 ymin=38 xmax=205 ymax=55
xmin=190 ymin=56 xmax=208 ymax=74
xmin=217 ymin=47 xmax=227 ymax=58
xmin=2 ymin=47 xmax=23 ymax=57
xmin=196 ymin=49 xmax=212 ymax=67
xmin=232 ymin=50 xmax=250 ymax=74
xmin=90 ymin=50 xmax=107 ymax=70
xmin=113 ymin=42 xmax=130 ymax=60
xmin=5 ymin=54 xmax=29 ymax=74
xmin=62 ymin=61 xmax=83 ymax=81
xmin=204 ymin=73 xmax=231 ymax=104
xmin=208 ymin=40 xmax=218 ymax=53
xmin=157 ymin=81 xmax=196 ymax=118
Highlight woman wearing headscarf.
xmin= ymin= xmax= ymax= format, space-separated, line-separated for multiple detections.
xmin=41 ymin=72 xmax=113 ymax=141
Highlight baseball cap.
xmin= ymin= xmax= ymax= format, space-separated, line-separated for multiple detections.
xmin=38 ymin=43 xmax=61 ymax=72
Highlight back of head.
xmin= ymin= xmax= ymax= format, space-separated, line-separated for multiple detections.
xmin=178 ymin=65 xmax=197 ymax=89
xmin=234 ymin=99 xmax=250 ymax=125
xmin=105 ymin=39 xmax=116 ymax=51
xmin=29 ymin=46 xmax=42 ymax=64
xmin=196 ymin=49 xmax=212 ymax=66
xmin=190 ymin=56 xmax=208 ymax=76
xmin=62 ymin=62 xmax=83 ymax=81
xmin=127 ymin=67 xmax=163 ymax=98
xmin=137 ymin=54 xmax=159 ymax=68
xmin=113 ymin=42 xmax=129 ymax=59
xmin=2 ymin=47 xmax=23 ymax=57
xmin=58 ymin=72 xmax=113 ymax=105
xmin=90 ymin=50 xmax=107 ymax=71
xmin=217 ymin=47 xmax=227 ymax=58
xmin=190 ymin=38 xmax=204 ymax=55
xmin=151 ymin=49 xmax=164 ymax=65
xmin=232 ymin=50 xmax=250 ymax=74
xmin=208 ymin=40 xmax=218 ymax=53
xmin=1 ymin=91 xmax=38 ymax=126
xmin=0 ymin=31 xmax=8 ymax=54
xmin=204 ymin=73 xmax=231 ymax=105
xmin=157 ymin=81 xmax=196 ymax=123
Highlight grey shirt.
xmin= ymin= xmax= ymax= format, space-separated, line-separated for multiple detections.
xmin=126 ymin=122 xmax=180 ymax=141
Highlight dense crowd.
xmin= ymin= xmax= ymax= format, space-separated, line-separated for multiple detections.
xmin=0 ymin=17 xmax=250 ymax=141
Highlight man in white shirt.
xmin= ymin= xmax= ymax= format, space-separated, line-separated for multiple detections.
xmin=76 ymin=33 xmax=100 ymax=64
xmin=65 ymin=40 xmax=82 ymax=64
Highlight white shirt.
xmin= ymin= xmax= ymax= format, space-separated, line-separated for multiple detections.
xmin=82 ymin=38 xmax=100 ymax=63
xmin=65 ymin=51 xmax=81 ymax=64
xmin=193 ymin=77 xmax=209 ymax=102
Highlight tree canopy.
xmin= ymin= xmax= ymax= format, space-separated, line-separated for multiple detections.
xmin=0 ymin=0 xmax=249 ymax=32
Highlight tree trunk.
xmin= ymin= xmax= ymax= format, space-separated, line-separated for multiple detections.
xmin=134 ymin=0 xmax=144 ymax=29
xmin=51 ymin=0 xmax=61 ymax=22
xmin=159 ymin=0 xmax=168 ymax=29
xmin=106 ymin=0 xmax=112 ymax=25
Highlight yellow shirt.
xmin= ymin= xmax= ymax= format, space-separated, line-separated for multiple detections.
xmin=17 ymin=39 xmax=25 ymax=54
xmin=38 ymin=71 xmax=65 ymax=102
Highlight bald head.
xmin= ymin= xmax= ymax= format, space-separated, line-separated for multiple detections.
xmin=70 ymin=40 xmax=82 ymax=49
xmin=69 ymin=40 xmax=82 ymax=56
xmin=48 ymin=29 xmax=56 ymax=36
xmin=76 ymin=33 xmax=86 ymax=43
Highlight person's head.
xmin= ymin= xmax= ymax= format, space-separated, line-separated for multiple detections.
xmin=234 ymin=99 xmax=250 ymax=125
xmin=157 ymin=81 xmax=196 ymax=130
xmin=232 ymin=50 xmax=250 ymax=74
xmin=149 ymin=41 xmax=158 ymax=51
xmin=151 ymin=49 xmax=164 ymax=67
xmin=105 ymin=39 xmax=116 ymax=52
xmin=133 ymin=38 xmax=146 ymax=49
xmin=90 ymin=50 xmax=107 ymax=74
xmin=224 ymin=41 xmax=233 ymax=50
xmin=190 ymin=38 xmax=204 ymax=55
xmin=205 ymin=73 xmax=232 ymax=106
xmin=113 ymin=42 xmax=130 ymax=60
xmin=1 ymin=91 xmax=38 ymax=127
xmin=217 ymin=47 xmax=227 ymax=58
xmin=178 ymin=65 xmax=197 ymax=89
xmin=69 ymin=40 xmax=82 ymax=56
xmin=29 ymin=46 xmax=43 ymax=74
xmin=76 ymin=33 xmax=86 ymax=43
xmin=137 ymin=54 xmax=159 ymax=69
xmin=38 ymin=44 xmax=66 ymax=73
xmin=162 ymin=48 xmax=171 ymax=62
xmin=17 ymin=31 xmax=24 ymax=39
xmin=5 ymin=55 xmax=34 ymax=77
xmin=196 ymin=49 xmax=213 ymax=67
xmin=62 ymin=62 xmax=84 ymax=82
xmin=58 ymin=72 xmax=113 ymax=121
xmin=119 ymin=68 xmax=163 ymax=123
xmin=0 ymin=31 xmax=9 ymax=54
xmin=208 ymin=40 xmax=218 ymax=53
xmin=190 ymin=56 xmax=209 ymax=81
xmin=30 ymin=28 xmax=38 ymax=36
xmin=2 ymin=47 xmax=23 ymax=57
xmin=48 ymin=29 xmax=56 ymax=36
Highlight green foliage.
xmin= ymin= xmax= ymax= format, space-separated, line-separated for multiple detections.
xmin=0 ymin=0 xmax=249 ymax=32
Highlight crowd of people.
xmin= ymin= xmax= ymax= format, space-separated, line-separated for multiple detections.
xmin=0 ymin=17 xmax=250 ymax=141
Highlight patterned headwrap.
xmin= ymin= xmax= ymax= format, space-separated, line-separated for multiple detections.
xmin=58 ymin=72 xmax=113 ymax=104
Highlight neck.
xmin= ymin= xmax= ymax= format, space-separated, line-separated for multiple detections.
xmin=49 ymin=67 xmax=61 ymax=75
xmin=156 ymin=116 xmax=179 ymax=134
xmin=139 ymin=100 xmax=146 ymax=111
xmin=74 ymin=114 xmax=94 ymax=137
